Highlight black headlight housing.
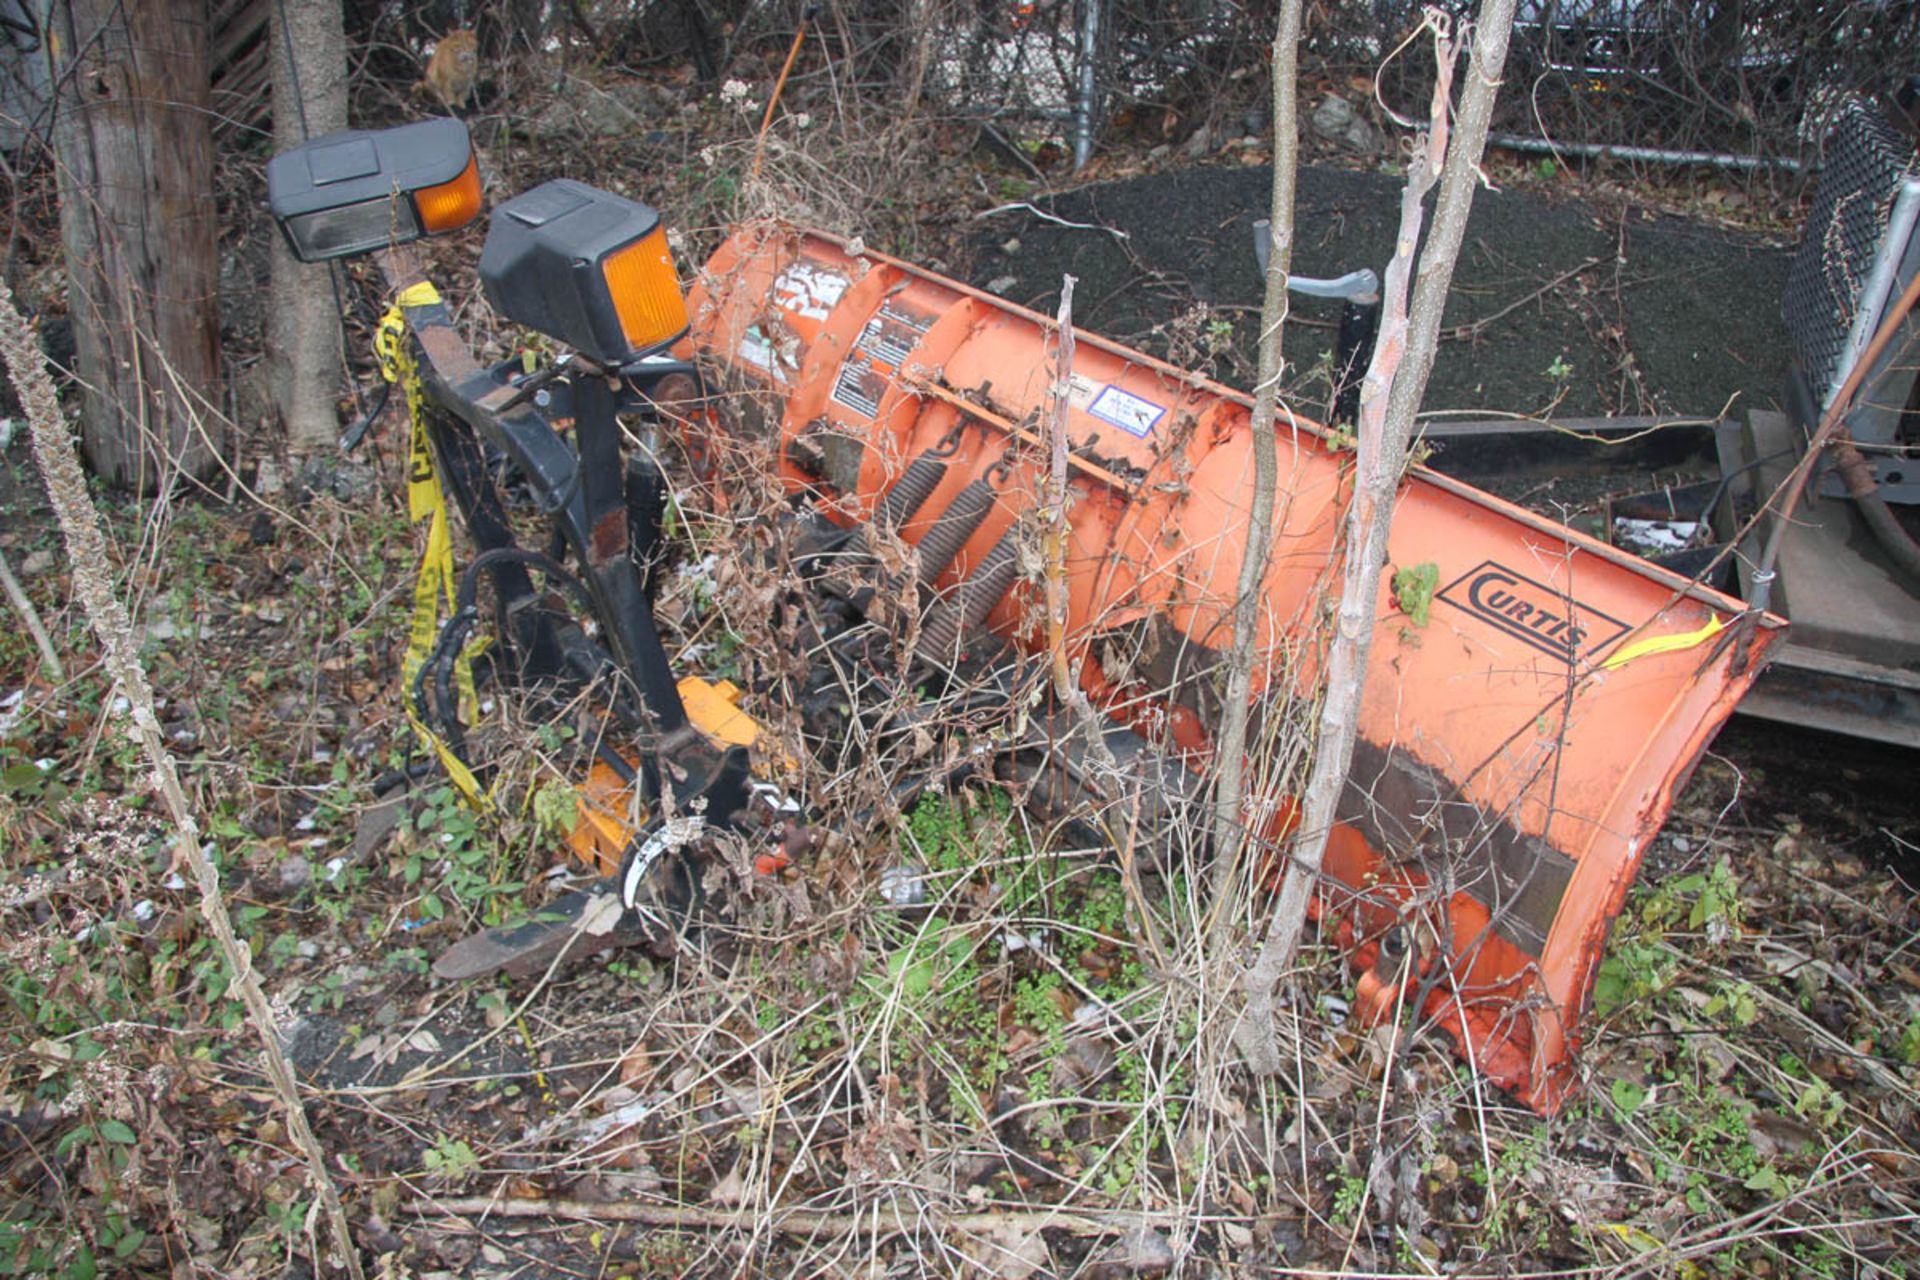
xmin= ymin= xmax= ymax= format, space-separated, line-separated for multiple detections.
xmin=479 ymin=179 xmax=688 ymax=367
xmin=266 ymin=118 xmax=482 ymax=263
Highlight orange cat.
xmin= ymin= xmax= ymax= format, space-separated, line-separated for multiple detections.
xmin=417 ymin=30 xmax=478 ymax=112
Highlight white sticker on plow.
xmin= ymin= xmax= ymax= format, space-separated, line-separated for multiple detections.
xmin=738 ymin=325 xmax=774 ymax=371
xmin=1087 ymin=385 xmax=1166 ymax=437
xmin=771 ymin=263 xmax=849 ymax=323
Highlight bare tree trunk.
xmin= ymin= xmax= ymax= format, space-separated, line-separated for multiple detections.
xmin=267 ymin=0 xmax=348 ymax=462
xmin=1046 ymin=276 xmax=1077 ymax=700
xmin=0 ymin=279 xmax=365 ymax=1278
xmin=901 ymin=0 xmax=936 ymax=118
xmin=1236 ymin=0 xmax=1520 ymax=1075
xmin=49 ymin=0 xmax=222 ymax=491
xmin=1209 ymin=0 xmax=1303 ymax=930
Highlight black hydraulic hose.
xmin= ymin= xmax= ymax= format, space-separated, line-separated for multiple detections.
xmin=457 ymin=546 xmax=594 ymax=615
xmin=416 ymin=603 xmax=480 ymax=760
xmin=456 ymin=546 xmax=599 ymax=701
xmin=413 ymin=546 xmax=606 ymax=781
xmin=439 ymin=548 xmax=590 ymax=744
xmin=371 ymin=759 xmax=438 ymax=798
xmin=432 ymin=617 xmax=478 ymax=757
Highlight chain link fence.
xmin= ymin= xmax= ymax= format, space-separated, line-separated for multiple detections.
xmin=532 ymin=1 xmax=1917 ymax=178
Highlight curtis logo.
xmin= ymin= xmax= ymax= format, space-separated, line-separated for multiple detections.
xmin=1437 ymin=560 xmax=1629 ymax=662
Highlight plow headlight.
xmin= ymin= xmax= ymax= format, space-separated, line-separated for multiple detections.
xmin=266 ymin=118 xmax=481 ymax=263
xmin=479 ymin=179 xmax=688 ymax=366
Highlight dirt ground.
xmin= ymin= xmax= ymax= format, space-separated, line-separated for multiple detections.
xmin=967 ymin=160 xmax=1795 ymax=425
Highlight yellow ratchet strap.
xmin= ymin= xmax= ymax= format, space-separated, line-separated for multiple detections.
xmin=1601 ymin=614 xmax=1725 ymax=671
xmin=378 ymin=284 xmax=489 ymax=808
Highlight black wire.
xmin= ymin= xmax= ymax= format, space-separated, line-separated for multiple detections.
xmin=337 ymin=377 xmax=391 ymax=452
xmin=410 ymin=546 xmax=606 ymax=782
xmin=270 ymin=0 xmax=311 ymax=138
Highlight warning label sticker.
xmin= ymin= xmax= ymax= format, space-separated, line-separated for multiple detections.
xmin=1087 ymin=385 xmax=1166 ymax=438
xmin=770 ymin=263 xmax=849 ymax=323
xmin=856 ymin=304 xmax=931 ymax=365
xmin=831 ymin=357 xmax=884 ymax=418
xmin=830 ymin=302 xmax=933 ymax=418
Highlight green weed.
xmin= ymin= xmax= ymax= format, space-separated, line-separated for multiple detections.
xmin=401 ymin=785 xmax=526 ymax=928
xmin=1331 ymin=1172 xmax=1367 ymax=1226
xmin=422 ymin=1134 xmax=481 ymax=1180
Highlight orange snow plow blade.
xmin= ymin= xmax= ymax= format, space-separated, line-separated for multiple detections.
xmin=682 ymin=221 xmax=1785 ymax=1112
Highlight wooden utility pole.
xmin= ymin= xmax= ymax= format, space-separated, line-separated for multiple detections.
xmin=49 ymin=0 xmax=222 ymax=490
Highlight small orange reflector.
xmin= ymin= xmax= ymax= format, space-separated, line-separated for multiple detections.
xmin=413 ymin=152 xmax=483 ymax=234
xmin=677 ymin=675 xmax=758 ymax=747
xmin=602 ymin=225 xmax=689 ymax=355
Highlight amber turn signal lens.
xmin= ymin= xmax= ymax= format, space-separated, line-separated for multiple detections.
xmin=601 ymin=225 xmax=689 ymax=355
xmin=413 ymin=153 xmax=483 ymax=235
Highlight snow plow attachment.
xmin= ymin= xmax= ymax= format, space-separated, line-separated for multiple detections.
xmin=683 ymin=222 xmax=1785 ymax=1112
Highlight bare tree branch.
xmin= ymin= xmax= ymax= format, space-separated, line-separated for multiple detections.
xmin=1209 ymin=0 xmax=1304 ymax=955
xmin=1237 ymin=0 xmax=1520 ymax=1074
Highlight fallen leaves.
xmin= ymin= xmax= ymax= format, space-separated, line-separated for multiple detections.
xmin=706 ymin=1160 xmax=748 ymax=1207
xmin=959 ymin=1221 xmax=1054 ymax=1279
xmin=349 ymin=1028 xmax=442 ymax=1068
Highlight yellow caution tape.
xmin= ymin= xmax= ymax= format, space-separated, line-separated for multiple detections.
xmin=1592 ymin=1223 xmax=1702 ymax=1279
xmin=515 ymin=1013 xmax=555 ymax=1104
xmin=378 ymin=285 xmax=489 ymax=808
xmin=1601 ymin=614 xmax=1724 ymax=671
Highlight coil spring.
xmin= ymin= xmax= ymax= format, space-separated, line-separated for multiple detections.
xmin=908 ymin=478 xmax=998 ymax=585
xmin=843 ymin=447 xmax=951 ymax=560
xmin=913 ymin=530 xmax=1022 ymax=668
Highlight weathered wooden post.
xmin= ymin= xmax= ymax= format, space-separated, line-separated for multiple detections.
xmin=49 ymin=0 xmax=222 ymax=490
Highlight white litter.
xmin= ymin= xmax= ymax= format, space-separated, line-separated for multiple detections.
xmin=1612 ymin=517 xmax=1700 ymax=554
xmin=879 ymin=864 xmax=927 ymax=908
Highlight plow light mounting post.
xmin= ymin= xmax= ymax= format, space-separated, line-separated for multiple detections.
xmin=266 ymin=118 xmax=482 ymax=263
xmin=479 ymin=179 xmax=689 ymax=368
